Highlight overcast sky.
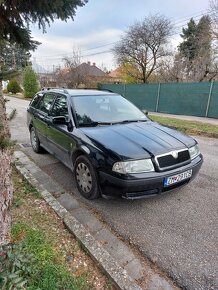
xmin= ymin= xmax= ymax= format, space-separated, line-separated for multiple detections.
xmin=31 ymin=0 xmax=210 ymax=72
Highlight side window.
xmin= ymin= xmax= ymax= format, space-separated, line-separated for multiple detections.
xmin=30 ymin=93 xmax=43 ymax=108
xmin=38 ymin=93 xmax=55 ymax=114
xmin=50 ymin=95 xmax=68 ymax=118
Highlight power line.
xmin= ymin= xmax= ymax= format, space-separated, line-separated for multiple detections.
xmin=173 ymin=9 xmax=211 ymax=26
xmin=35 ymin=9 xmax=213 ymax=61
xmin=36 ymin=41 xmax=117 ymax=59
xmin=32 ymin=8 xmax=214 ymax=65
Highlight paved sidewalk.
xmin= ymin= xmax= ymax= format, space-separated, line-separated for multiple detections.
xmin=150 ymin=112 xmax=218 ymax=126
xmin=14 ymin=150 xmax=178 ymax=290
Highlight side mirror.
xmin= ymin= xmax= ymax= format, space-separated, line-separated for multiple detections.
xmin=52 ymin=116 xmax=68 ymax=125
xmin=143 ymin=110 xmax=148 ymax=116
xmin=67 ymin=120 xmax=74 ymax=132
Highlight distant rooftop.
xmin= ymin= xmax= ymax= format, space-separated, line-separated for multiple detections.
xmin=76 ymin=61 xmax=107 ymax=77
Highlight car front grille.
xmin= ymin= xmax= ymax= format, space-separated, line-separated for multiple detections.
xmin=155 ymin=149 xmax=190 ymax=171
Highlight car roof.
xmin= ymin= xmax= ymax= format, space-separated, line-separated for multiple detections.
xmin=40 ymin=88 xmax=117 ymax=96
xmin=67 ymin=89 xmax=116 ymax=96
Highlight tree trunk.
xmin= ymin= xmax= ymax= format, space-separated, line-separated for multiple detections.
xmin=0 ymin=80 xmax=13 ymax=246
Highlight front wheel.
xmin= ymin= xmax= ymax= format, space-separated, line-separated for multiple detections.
xmin=30 ymin=127 xmax=42 ymax=153
xmin=74 ymin=155 xmax=100 ymax=199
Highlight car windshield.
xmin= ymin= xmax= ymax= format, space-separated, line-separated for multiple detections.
xmin=71 ymin=94 xmax=147 ymax=127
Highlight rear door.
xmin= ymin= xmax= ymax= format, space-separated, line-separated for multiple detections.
xmin=32 ymin=92 xmax=56 ymax=150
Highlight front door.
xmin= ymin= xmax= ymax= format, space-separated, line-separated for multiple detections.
xmin=47 ymin=94 xmax=74 ymax=167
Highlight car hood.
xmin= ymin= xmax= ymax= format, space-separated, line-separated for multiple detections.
xmin=80 ymin=121 xmax=196 ymax=160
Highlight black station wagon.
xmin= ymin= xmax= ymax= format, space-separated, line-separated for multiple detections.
xmin=27 ymin=88 xmax=203 ymax=200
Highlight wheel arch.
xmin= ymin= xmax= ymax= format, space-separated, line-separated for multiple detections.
xmin=73 ymin=152 xmax=101 ymax=199
xmin=29 ymin=123 xmax=33 ymax=131
xmin=71 ymin=145 xmax=98 ymax=170
xmin=71 ymin=149 xmax=86 ymax=165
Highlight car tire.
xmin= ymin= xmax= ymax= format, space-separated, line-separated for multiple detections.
xmin=30 ymin=127 xmax=43 ymax=153
xmin=74 ymin=155 xmax=100 ymax=199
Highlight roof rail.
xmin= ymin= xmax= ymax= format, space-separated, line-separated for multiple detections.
xmin=100 ymin=89 xmax=114 ymax=93
xmin=70 ymin=88 xmax=100 ymax=90
xmin=41 ymin=87 xmax=68 ymax=94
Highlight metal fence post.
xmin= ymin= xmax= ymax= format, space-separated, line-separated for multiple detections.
xmin=123 ymin=83 xmax=126 ymax=97
xmin=205 ymin=81 xmax=214 ymax=117
xmin=155 ymin=83 xmax=161 ymax=112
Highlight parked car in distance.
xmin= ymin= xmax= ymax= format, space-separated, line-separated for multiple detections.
xmin=27 ymin=88 xmax=203 ymax=200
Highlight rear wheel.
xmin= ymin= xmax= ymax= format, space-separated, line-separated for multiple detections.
xmin=30 ymin=127 xmax=42 ymax=153
xmin=74 ymin=155 xmax=100 ymax=199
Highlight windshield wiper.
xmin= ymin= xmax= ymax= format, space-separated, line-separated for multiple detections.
xmin=79 ymin=121 xmax=113 ymax=127
xmin=79 ymin=119 xmax=147 ymax=127
xmin=113 ymin=119 xmax=147 ymax=124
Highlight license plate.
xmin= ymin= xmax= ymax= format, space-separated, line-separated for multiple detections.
xmin=164 ymin=169 xmax=192 ymax=187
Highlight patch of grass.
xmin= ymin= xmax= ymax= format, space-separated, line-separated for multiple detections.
xmin=12 ymin=176 xmax=41 ymax=208
xmin=106 ymin=278 xmax=114 ymax=289
xmin=0 ymin=137 xmax=16 ymax=149
xmin=5 ymin=92 xmax=26 ymax=99
xmin=28 ymin=263 xmax=88 ymax=290
xmin=12 ymin=168 xmax=41 ymax=205
xmin=12 ymin=226 xmax=55 ymax=264
xmin=10 ymin=224 xmax=90 ymax=290
xmin=149 ymin=115 xmax=218 ymax=138
xmin=11 ymin=171 xmax=87 ymax=288
xmin=13 ymin=196 xmax=24 ymax=207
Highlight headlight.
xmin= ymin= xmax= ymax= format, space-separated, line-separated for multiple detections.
xmin=189 ymin=144 xmax=200 ymax=160
xmin=112 ymin=159 xmax=154 ymax=174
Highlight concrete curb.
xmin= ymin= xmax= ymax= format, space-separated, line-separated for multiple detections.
xmin=14 ymin=150 xmax=177 ymax=290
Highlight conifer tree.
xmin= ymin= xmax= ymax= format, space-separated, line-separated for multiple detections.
xmin=177 ymin=15 xmax=212 ymax=81
xmin=23 ymin=66 xmax=39 ymax=98
xmin=178 ymin=18 xmax=198 ymax=61
xmin=0 ymin=0 xmax=88 ymax=246
xmin=0 ymin=42 xmax=31 ymax=70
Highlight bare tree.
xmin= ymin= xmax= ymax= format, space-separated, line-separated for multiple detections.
xmin=113 ymin=15 xmax=173 ymax=83
xmin=210 ymin=0 xmax=218 ymax=36
xmin=55 ymin=50 xmax=89 ymax=88
xmin=156 ymin=54 xmax=186 ymax=83
xmin=208 ymin=0 xmax=218 ymax=80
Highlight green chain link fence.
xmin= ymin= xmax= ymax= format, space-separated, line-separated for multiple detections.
xmin=99 ymin=82 xmax=218 ymax=118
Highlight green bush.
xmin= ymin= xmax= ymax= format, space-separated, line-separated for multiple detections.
xmin=7 ymin=79 xmax=22 ymax=94
xmin=23 ymin=66 xmax=39 ymax=98
xmin=0 ymin=242 xmax=35 ymax=290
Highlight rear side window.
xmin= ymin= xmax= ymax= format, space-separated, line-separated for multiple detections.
xmin=30 ymin=93 xmax=42 ymax=108
xmin=37 ymin=93 xmax=56 ymax=114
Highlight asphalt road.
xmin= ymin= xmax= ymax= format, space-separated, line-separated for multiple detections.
xmin=7 ymin=96 xmax=218 ymax=290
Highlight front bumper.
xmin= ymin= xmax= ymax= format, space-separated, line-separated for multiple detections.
xmin=99 ymin=155 xmax=203 ymax=199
